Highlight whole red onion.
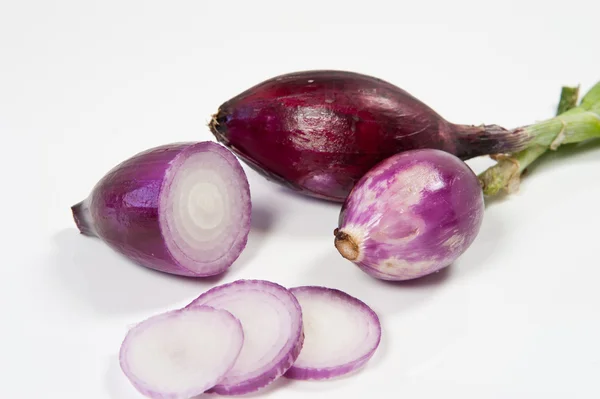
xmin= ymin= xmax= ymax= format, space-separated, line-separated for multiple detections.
xmin=334 ymin=148 xmax=484 ymax=281
xmin=210 ymin=70 xmax=527 ymax=202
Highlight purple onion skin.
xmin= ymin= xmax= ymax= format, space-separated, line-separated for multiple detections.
xmin=334 ymin=149 xmax=484 ymax=281
xmin=71 ymin=142 xmax=251 ymax=277
xmin=210 ymin=70 xmax=523 ymax=202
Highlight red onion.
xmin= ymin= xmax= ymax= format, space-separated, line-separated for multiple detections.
xmin=334 ymin=149 xmax=484 ymax=280
xmin=118 ymin=280 xmax=385 ymax=397
xmin=210 ymin=70 xmax=528 ymax=202
xmin=71 ymin=141 xmax=251 ymax=277
xmin=119 ymin=306 xmax=244 ymax=399
xmin=284 ymin=286 xmax=381 ymax=380
xmin=185 ymin=279 xmax=304 ymax=395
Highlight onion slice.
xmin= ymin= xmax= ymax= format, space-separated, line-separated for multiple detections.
xmin=186 ymin=279 xmax=304 ymax=395
xmin=284 ymin=286 xmax=381 ymax=380
xmin=119 ymin=306 xmax=244 ymax=399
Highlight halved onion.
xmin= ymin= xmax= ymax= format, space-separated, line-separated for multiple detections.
xmin=71 ymin=141 xmax=251 ymax=277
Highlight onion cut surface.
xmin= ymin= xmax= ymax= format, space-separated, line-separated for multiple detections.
xmin=71 ymin=141 xmax=251 ymax=277
xmin=285 ymin=286 xmax=381 ymax=380
xmin=186 ymin=280 xmax=304 ymax=395
xmin=119 ymin=306 xmax=244 ymax=399
xmin=159 ymin=142 xmax=251 ymax=276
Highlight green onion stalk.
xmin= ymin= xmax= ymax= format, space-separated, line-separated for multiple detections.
xmin=478 ymin=81 xmax=600 ymax=196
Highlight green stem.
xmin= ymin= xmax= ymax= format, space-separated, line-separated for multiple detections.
xmin=557 ymin=86 xmax=580 ymax=114
xmin=478 ymin=86 xmax=578 ymax=196
xmin=525 ymin=83 xmax=600 ymax=147
xmin=479 ymin=82 xmax=600 ymax=196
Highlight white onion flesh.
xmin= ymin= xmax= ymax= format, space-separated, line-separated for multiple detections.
xmin=285 ymin=286 xmax=381 ymax=380
xmin=119 ymin=306 xmax=244 ymax=399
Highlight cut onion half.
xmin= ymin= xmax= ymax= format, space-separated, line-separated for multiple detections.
xmin=119 ymin=306 xmax=244 ymax=399
xmin=284 ymin=286 xmax=381 ymax=380
xmin=186 ymin=279 xmax=304 ymax=395
xmin=71 ymin=141 xmax=252 ymax=277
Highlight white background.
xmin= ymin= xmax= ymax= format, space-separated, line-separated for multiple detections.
xmin=1 ymin=0 xmax=599 ymax=398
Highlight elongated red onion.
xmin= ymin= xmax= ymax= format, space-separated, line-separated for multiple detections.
xmin=284 ymin=286 xmax=381 ymax=380
xmin=71 ymin=141 xmax=251 ymax=277
xmin=119 ymin=306 xmax=244 ymax=399
xmin=334 ymin=149 xmax=484 ymax=280
xmin=210 ymin=70 xmax=528 ymax=202
xmin=185 ymin=279 xmax=304 ymax=395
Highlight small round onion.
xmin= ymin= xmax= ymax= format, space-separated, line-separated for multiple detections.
xmin=334 ymin=149 xmax=484 ymax=281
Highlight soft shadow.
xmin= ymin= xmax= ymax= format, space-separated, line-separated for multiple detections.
xmin=226 ymin=202 xmax=276 ymax=273
xmin=105 ymin=356 xmax=139 ymax=399
xmin=297 ymin=250 xmax=452 ymax=316
xmin=106 ymin=353 xmax=295 ymax=399
xmin=204 ymin=377 xmax=295 ymax=399
xmin=526 ymin=139 xmax=600 ymax=174
xmin=250 ymin=203 xmax=276 ymax=232
xmin=245 ymin=168 xmax=342 ymax=238
xmin=450 ymin=210 xmax=504 ymax=278
xmin=275 ymin=185 xmax=345 ymax=206
xmin=484 ymin=139 xmax=600 ymax=206
xmin=368 ymin=316 xmax=391 ymax=367
xmin=275 ymin=202 xmax=340 ymax=238
xmin=243 ymin=161 xmax=344 ymax=207
xmin=50 ymin=229 xmax=228 ymax=315
xmin=483 ymin=191 xmax=511 ymax=209
xmin=51 ymin=202 xmax=277 ymax=315
xmin=479 ymin=139 xmax=600 ymax=207
xmin=379 ymin=266 xmax=453 ymax=288
xmin=239 ymin=377 xmax=295 ymax=398
xmin=296 ymin=211 xmax=504 ymax=314
xmin=284 ymin=375 xmax=354 ymax=393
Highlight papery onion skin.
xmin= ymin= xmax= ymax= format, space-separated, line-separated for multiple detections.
xmin=71 ymin=141 xmax=251 ymax=277
xmin=210 ymin=70 xmax=528 ymax=202
xmin=334 ymin=149 xmax=484 ymax=281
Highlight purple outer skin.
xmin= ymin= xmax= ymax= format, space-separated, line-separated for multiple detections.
xmin=210 ymin=70 xmax=527 ymax=202
xmin=336 ymin=148 xmax=484 ymax=281
xmin=284 ymin=286 xmax=382 ymax=380
xmin=119 ymin=306 xmax=244 ymax=399
xmin=70 ymin=141 xmax=251 ymax=277
xmin=185 ymin=279 xmax=305 ymax=395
